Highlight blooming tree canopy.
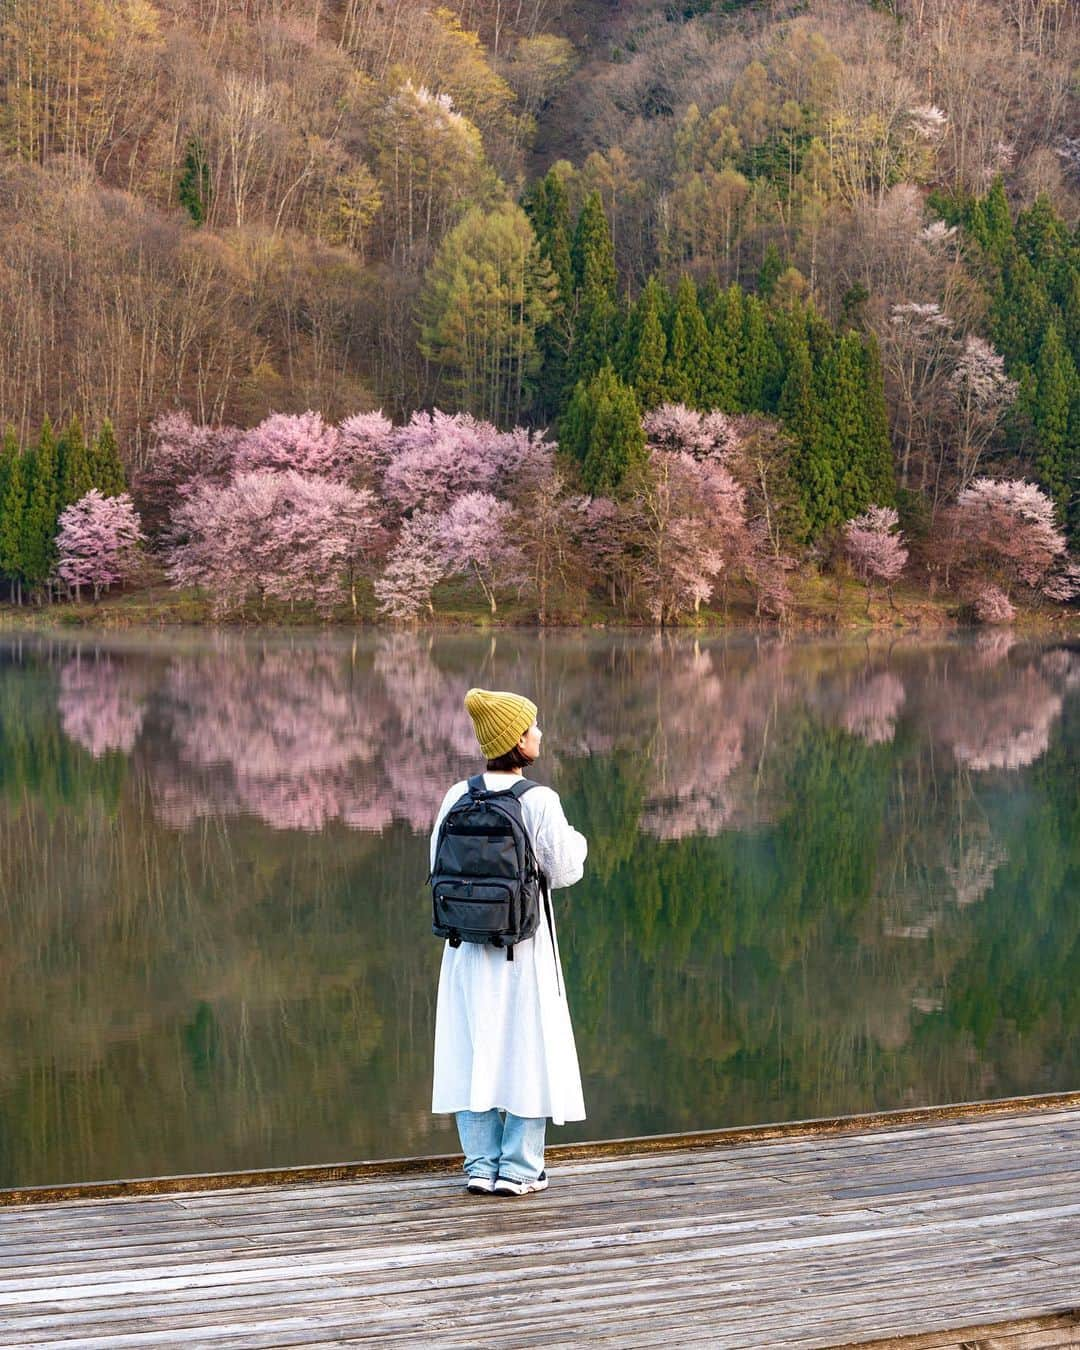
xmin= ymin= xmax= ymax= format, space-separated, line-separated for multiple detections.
xmin=953 ymin=478 xmax=1075 ymax=599
xmin=843 ymin=505 xmax=908 ymax=609
xmin=55 ymin=490 xmax=144 ymax=600
xmin=166 ymin=471 xmax=382 ymax=616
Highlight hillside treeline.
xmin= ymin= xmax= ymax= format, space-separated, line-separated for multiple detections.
xmin=0 ymin=0 xmax=1077 ymax=540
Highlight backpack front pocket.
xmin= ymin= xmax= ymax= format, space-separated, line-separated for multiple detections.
xmin=433 ymin=881 xmax=513 ymax=938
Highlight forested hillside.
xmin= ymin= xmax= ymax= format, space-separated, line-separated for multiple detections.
xmin=0 ymin=0 xmax=1077 ymax=618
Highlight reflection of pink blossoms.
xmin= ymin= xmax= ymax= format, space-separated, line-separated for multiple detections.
xmin=58 ymin=657 xmax=147 ymax=757
xmin=841 ymin=672 xmax=906 ymax=745
xmin=942 ymin=669 xmax=1063 ymax=771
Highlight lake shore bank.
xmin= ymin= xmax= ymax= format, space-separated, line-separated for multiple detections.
xmin=2 ymin=576 xmax=1077 ymax=636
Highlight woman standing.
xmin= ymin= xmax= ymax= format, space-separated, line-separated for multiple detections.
xmin=431 ymin=687 xmax=588 ymax=1196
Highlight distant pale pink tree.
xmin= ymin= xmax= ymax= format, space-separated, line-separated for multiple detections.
xmin=843 ymin=506 xmax=908 ymax=612
xmin=971 ymin=584 xmax=1016 ymax=625
xmin=55 ymin=491 xmax=144 ymax=600
xmin=642 ymin=404 xmax=739 ymax=460
xmin=380 ymin=410 xmax=501 ymax=515
xmin=166 ymin=471 xmax=383 ymax=616
xmin=135 ymin=412 xmax=241 ymax=534
xmin=337 ymin=411 xmax=395 ymax=488
xmin=379 ymin=411 xmax=555 ymax=516
xmin=374 ymin=512 xmax=446 ymax=619
xmin=232 ymin=411 xmax=346 ymax=479
xmin=629 ymin=452 xmax=743 ymax=624
xmin=441 ymin=491 xmax=523 ymax=615
xmin=950 ymin=478 xmax=1076 ymax=602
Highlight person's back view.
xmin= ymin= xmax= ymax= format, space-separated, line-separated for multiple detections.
xmin=430 ymin=688 xmax=588 ymax=1195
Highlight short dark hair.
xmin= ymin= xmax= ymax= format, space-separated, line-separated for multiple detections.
xmin=485 ymin=744 xmax=534 ymax=772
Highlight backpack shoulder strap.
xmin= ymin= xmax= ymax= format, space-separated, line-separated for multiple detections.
xmin=508 ymin=777 xmax=539 ymax=799
xmin=466 ymin=774 xmax=487 ymax=798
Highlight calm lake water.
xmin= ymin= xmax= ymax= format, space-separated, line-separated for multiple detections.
xmin=0 ymin=628 xmax=1076 ymax=1188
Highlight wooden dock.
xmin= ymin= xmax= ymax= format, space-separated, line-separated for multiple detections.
xmin=0 ymin=1102 xmax=1077 ymax=1349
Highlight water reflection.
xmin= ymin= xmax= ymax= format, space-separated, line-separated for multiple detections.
xmin=0 ymin=630 xmax=1076 ymax=1187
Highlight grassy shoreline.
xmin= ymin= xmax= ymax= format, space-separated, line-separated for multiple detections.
xmin=2 ymin=577 xmax=1078 ymax=636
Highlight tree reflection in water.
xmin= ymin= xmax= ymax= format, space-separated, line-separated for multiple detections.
xmin=0 ymin=631 xmax=1075 ymax=1187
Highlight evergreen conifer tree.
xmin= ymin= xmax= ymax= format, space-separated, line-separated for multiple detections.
xmin=706 ymin=284 xmax=743 ymax=412
xmin=22 ymin=418 xmax=60 ymax=591
xmin=58 ymin=415 xmax=94 ymax=508
xmin=739 ymin=295 xmax=775 ymax=412
xmin=666 ymin=275 xmax=713 ymax=409
xmin=625 ymin=276 xmax=669 ymax=412
xmin=568 ymin=192 xmax=619 ymax=390
xmin=779 ymin=332 xmax=823 ymax=535
xmin=561 ymin=362 xmax=645 ymax=495
xmin=0 ymin=432 xmax=26 ymax=602
xmin=92 ymin=419 xmax=127 ymax=496
xmin=758 ymin=243 xmax=784 ymax=298
xmin=1032 ymin=323 xmax=1077 ymax=521
xmin=524 ymin=169 xmax=575 ymax=419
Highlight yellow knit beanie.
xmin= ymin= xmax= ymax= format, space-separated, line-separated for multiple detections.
xmin=464 ymin=688 xmax=538 ymax=759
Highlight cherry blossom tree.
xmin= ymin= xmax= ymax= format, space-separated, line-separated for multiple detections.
xmin=135 ymin=412 xmax=241 ymax=535
xmin=55 ymin=490 xmax=145 ymax=600
xmin=842 ymin=505 xmax=908 ymax=612
xmin=232 ymin=411 xmax=346 ymax=479
xmin=379 ymin=410 xmax=554 ymax=517
xmin=166 ymin=471 xmax=383 ymax=616
xmin=947 ymin=336 xmax=1018 ymax=491
xmin=441 ymin=491 xmax=524 ymax=615
xmin=641 ymin=404 xmax=739 ymax=460
xmin=374 ymin=512 xmax=446 ymax=619
xmin=950 ymin=478 xmax=1076 ymax=602
xmin=337 ymin=411 xmax=395 ymax=489
xmin=971 ymin=584 xmax=1016 ymax=625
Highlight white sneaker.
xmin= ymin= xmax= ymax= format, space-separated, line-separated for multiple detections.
xmin=466 ymin=1175 xmax=496 ymax=1195
xmin=493 ymin=1171 xmax=548 ymax=1196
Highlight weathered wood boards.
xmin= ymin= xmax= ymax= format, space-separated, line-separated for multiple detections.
xmin=0 ymin=1107 xmax=1077 ymax=1348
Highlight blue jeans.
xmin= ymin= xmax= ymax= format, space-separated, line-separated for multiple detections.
xmin=455 ymin=1109 xmax=546 ymax=1183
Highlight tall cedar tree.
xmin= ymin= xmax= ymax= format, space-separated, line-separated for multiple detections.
xmin=22 ymin=417 xmax=59 ymax=588
xmin=0 ymin=427 xmax=24 ymax=596
xmin=622 ymin=275 xmax=669 ymax=412
xmin=58 ymin=415 xmax=95 ymax=508
xmin=561 ymin=361 xmax=645 ymax=495
xmin=708 ymin=285 xmax=744 ymax=412
xmin=568 ymin=192 xmax=619 ymax=392
xmin=92 ymin=419 xmax=127 ymax=496
xmin=666 ymin=277 xmax=713 ymax=410
xmin=523 ymin=169 xmax=574 ymax=421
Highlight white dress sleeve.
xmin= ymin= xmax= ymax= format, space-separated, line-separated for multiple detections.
xmin=529 ymin=788 xmax=588 ymax=890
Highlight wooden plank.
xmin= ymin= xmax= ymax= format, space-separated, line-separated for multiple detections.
xmin=0 ymin=1107 xmax=1076 ymax=1349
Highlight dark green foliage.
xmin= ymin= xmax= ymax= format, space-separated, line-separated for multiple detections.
xmin=178 ymin=139 xmax=211 ymax=225
xmin=568 ymin=192 xmax=620 ymax=389
xmin=0 ymin=428 xmax=26 ymax=595
xmin=561 ymin=361 xmax=645 ymax=495
xmin=961 ymin=186 xmax=1080 ymax=543
xmin=22 ymin=418 xmax=60 ymax=589
xmin=666 ymin=275 xmax=713 ymax=409
xmin=757 ymin=243 xmax=784 ymax=297
xmin=92 ymin=419 xmax=127 ymax=497
xmin=58 ymin=415 xmax=94 ymax=509
xmin=707 ymin=284 xmax=744 ymax=412
xmin=738 ymin=294 xmax=777 ymax=412
xmin=524 ymin=169 xmax=575 ymax=419
xmin=623 ymin=275 xmax=669 ymax=412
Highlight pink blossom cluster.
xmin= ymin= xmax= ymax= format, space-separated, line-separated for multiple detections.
xmin=843 ymin=506 xmax=909 ymax=589
xmin=55 ymin=490 xmax=145 ymax=599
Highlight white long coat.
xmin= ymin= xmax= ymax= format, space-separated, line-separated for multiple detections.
xmin=430 ymin=772 xmax=588 ymax=1124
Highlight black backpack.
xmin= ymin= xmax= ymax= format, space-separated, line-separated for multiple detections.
xmin=430 ymin=775 xmax=551 ymax=963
